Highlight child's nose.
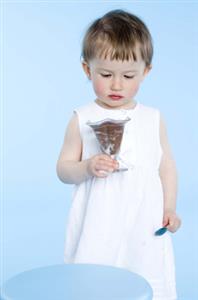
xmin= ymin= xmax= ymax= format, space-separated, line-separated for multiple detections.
xmin=111 ymin=77 xmax=123 ymax=91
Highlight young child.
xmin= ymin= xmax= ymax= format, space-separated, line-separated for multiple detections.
xmin=56 ymin=9 xmax=181 ymax=300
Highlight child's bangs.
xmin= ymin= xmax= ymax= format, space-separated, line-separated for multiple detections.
xmin=92 ymin=35 xmax=138 ymax=62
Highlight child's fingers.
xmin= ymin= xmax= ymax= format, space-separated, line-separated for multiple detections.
xmin=96 ymin=160 xmax=113 ymax=170
xmin=166 ymin=222 xmax=174 ymax=232
xmin=98 ymin=154 xmax=112 ymax=160
xmin=95 ymin=160 xmax=118 ymax=177
xmin=94 ymin=160 xmax=113 ymax=177
xmin=167 ymin=217 xmax=181 ymax=233
xmin=162 ymin=211 xmax=182 ymax=233
xmin=162 ymin=215 xmax=169 ymax=227
xmin=90 ymin=154 xmax=119 ymax=177
xmin=98 ymin=154 xmax=118 ymax=164
xmin=98 ymin=157 xmax=118 ymax=169
xmin=97 ymin=170 xmax=110 ymax=177
xmin=165 ymin=214 xmax=174 ymax=231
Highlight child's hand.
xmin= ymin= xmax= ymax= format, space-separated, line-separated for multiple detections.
xmin=162 ymin=210 xmax=181 ymax=233
xmin=86 ymin=154 xmax=119 ymax=178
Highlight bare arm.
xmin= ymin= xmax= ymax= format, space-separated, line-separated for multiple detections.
xmin=56 ymin=112 xmax=118 ymax=185
xmin=56 ymin=113 xmax=90 ymax=184
xmin=159 ymin=114 xmax=181 ymax=232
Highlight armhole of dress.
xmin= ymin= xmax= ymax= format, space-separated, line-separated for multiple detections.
xmin=73 ymin=109 xmax=83 ymax=142
xmin=157 ymin=109 xmax=163 ymax=166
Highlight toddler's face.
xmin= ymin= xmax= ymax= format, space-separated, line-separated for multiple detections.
xmin=82 ymin=54 xmax=151 ymax=109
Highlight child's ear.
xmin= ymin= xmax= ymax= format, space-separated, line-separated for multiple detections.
xmin=143 ymin=65 xmax=152 ymax=77
xmin=82 ymin=61 xmax=91 ymax=80
xmin=141 ymin=65 xmax=152 ymax=82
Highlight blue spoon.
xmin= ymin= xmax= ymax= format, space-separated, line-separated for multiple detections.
xmin=155 ymin=227 xmax=167 ymax=236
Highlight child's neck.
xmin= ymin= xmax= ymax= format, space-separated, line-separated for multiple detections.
xmin=95 ymin=98 xmax=137 ymax=110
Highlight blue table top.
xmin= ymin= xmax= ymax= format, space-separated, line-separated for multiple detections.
xmin=1 ymin=264 xmax=153 ymax=300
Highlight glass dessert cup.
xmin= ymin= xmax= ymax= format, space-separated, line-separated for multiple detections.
xmin=87 ymin=117 xmax=131 ymax=172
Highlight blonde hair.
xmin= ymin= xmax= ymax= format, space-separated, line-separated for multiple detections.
xmin=81 ymin=9 xmax=153 ymax=67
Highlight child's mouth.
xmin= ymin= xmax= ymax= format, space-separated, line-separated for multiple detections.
xmin=109 ymin=95 xmax=123 ymax=100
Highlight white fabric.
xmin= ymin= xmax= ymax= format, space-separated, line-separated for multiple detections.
xmin=64 ymin=101 xmax=177 ymax=299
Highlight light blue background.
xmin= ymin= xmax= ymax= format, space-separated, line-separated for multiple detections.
xmin=1 ymin=1 xmax=198 ymax=299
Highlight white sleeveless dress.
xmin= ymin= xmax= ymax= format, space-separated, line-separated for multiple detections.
xmin=63 ymin=101 xmax=177 ymax=300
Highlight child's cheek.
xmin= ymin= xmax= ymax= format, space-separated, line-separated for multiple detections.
xmin=93 ymin=80 xmax=106 ymax=96
xmin=129 ymin=82 xmax=140 ymax=96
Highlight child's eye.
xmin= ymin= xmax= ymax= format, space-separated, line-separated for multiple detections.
xmin=124 ymin=75 xmax=135 ymax=79
xmin=100 ymin=74 xmax=111 ymax=77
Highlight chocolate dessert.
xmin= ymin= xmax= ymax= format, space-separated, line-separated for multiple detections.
xmin=87 ymin=117 xmax=130 ymax=156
